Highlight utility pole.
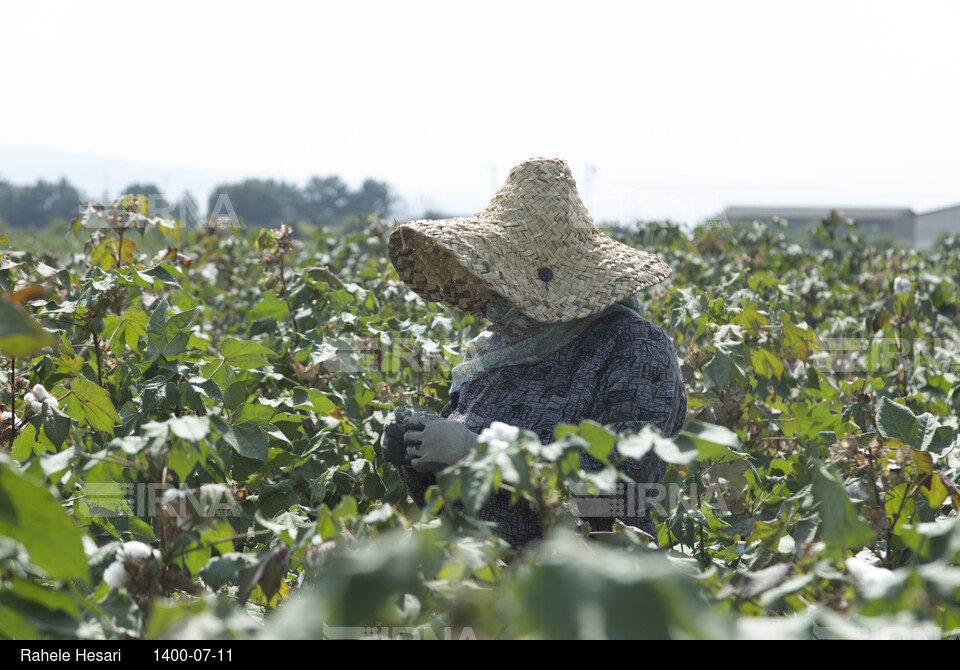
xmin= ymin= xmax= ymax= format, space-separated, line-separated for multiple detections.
xmin=584 ymin=164 xmax=597 ymax=207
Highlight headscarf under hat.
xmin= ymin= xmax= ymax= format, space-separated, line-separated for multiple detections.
xmin=450 ymin=293 xmax=643 ymax=393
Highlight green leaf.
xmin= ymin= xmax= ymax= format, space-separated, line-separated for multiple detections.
xmin=42 ymin=407 xmax=72 ymax=449
xmin=211 ymin=416 xmax=268 ymax=462
xmin=108 ymin=306 xmax=149 ymax=357
xmin=702 ymin=348 xmax=731 ymax=392
xmin=291 ymin=387 xmax=337 ymax=414
xmin=201 ymin=521 xmax=237 ymax=557
xmin=232 ymin=401 xmax=275 ymax=427
xmin=675 ymin=420 xmax=745 ymax=461
xmin=184 ymin=543 xmax=211 ymax=577
xmin=0 ymin=460 xmax=90 ymax=583
xmin=875 ymin=396 xmax=939 ymax=450
xmin=921 ymin=473 xmax=949 ymax=510
xmin=578 ymin=421 xmax=616 ymax=463
xmin=200 ymin=553 xmax=257 ymax=590
xmin=249 ymin=291 xmax=290 ymax=322
xmin=90 ymin=238 xmax=117 ymax=269
xmin=64 ymin=376 xmax=121 ymax=435
xmin=238 ymin=544 xmax=289 ymax=605
xmin=812 ymin=465 xmax=874 ymax=556
xmin=12 ymin=423 xmax=55 ymax=460
xmin=750 ymin=348 xmax=784 ymax=381
xmin=169 ymin=415 xmax=210 ymax=443
xmin=144 ymin=296 xmax=197 ymax=361
xmin=781 ymin=315 xmax=822 ymax=362
xmin=0 ymin=298 xmax=57 ymax=357
xmin=219 ymin=338 xmax=275 ymax=370
xmin=0 ymin=601 xmax=40 ymax=640
xmin=747 ymin=519 xmax=786 ymax=552
xmin=734 ymin=301 xmax=769 ymax=334
xmin=900 ymin=516 xmax=960 ymax=562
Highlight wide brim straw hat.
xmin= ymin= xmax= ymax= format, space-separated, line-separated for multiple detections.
xmin=388 ymin=157 xmax=672 ymax=324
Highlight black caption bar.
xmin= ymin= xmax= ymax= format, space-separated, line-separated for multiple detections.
xmin=9 ymin=642 xmax=240 ymax=664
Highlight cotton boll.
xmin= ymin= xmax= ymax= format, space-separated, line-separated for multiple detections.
xmin=118 ymin=541 xmax=159 ymax=562
xmin=43 ymin=396 xmax=58 ymax=411
xmin=82 ymin=536 xmax=99 ymax=559
xmin=845 ymin=556 xmax=896 ymax=592
xmin=479 ymin=421 xmax=520 ymax=450
xmin=489 ymin=422 xmax=519 ymax=442
xmin=103 ymin=561 xmax=129 ymax=589
xmin=22 ymin=392 xmax=42 ymax=416
xmin=161 ymin=488 xmax=186 ymax=505
xmin=844 ymin=483 xmax=870 ymax=502
xmin=31 ymin=385 xmax=48 ymax=401
xmin=893 ymin=275 xmax=911 ymax=295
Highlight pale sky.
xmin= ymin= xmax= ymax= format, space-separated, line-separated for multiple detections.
xmin=1 ymin=1 xmax=958 ymax=224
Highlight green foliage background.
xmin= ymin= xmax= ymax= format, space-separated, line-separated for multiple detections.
xmin=1 ymin=205 xmax=959 ymax=640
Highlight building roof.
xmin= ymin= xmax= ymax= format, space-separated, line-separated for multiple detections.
xmin=916 ymin=202 xmax=960 ymax=217
xmin=724 ymin=206 xmax=914 ymax=222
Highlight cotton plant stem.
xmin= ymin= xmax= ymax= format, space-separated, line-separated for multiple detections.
xmin=7 ymin=356 xmax=14 ymax=447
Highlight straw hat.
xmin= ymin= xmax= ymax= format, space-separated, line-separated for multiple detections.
xmin=388 ymin=157 xmax=672 ymax=324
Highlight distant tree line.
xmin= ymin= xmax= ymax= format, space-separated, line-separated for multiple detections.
xmin=0 ymin=178 xmax=80 ymax=228
xmin=0 ymin=175 xmax=394 ymax=229
xmin=207 ymin=176 xmax=392 ymax=228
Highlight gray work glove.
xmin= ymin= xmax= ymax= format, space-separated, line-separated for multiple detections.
xmin=404 ymin=413 xmax=478 ymax=473
xmin=381 ymin=406 xmax=413 ymax=465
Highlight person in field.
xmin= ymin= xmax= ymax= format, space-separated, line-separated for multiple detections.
xmin=381 ymin=157 xmax=686 ymax=547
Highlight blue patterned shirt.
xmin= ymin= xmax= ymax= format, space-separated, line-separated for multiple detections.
xmin=397 ymin=308 xmax=687 ymax=547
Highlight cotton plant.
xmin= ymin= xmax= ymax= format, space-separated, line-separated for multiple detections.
xmin=103 ymin=541 xmax=162 ymax=591
xmin=893 ymin=275 xmax=911 ymax=295
xmin=159 ymin=484 xmax=238 ymax=531
xmin=892 ymin=274 xmax=914 ymax=396
xmin=21 ymin=384 xmax=59 ymax=417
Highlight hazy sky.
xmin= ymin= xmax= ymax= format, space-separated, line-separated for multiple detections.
xmin=1 ymin=1 xmax=958 ymax=224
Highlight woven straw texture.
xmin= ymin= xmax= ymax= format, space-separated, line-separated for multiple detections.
xmin=388 ymin=157 xmax=672 ymax=323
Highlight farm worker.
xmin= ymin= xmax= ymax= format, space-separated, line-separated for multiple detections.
xmin=382 ymin=157 xmax=686 ymax=547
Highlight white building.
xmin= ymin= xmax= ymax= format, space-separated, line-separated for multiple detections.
xmin=723 ymin=204 xmax=960 ymax=249
xmin=916 ymin=204 xmax=960 ymax=249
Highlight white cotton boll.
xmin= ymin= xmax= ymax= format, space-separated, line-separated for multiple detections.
xmin=22 ymin=392 xmax=44 ymax=416
xmin=894 ymin=275 xmax=911 ymax=295
xmin=845 ymin=556 xmax=896 ymax=591
xmin=1 ymin=411 xmax=12 ymax=423
xmin=31 ymin=385 xmax=48 ymax=401
xmin=161 ymin=488 xmax=186 ymax=505
xmin=478 ymin=422 xmax=519 ymax=450
xmin=844 ymin=483 xmax=870 ymax=502
xmin=103 ymin=561 xmax=129 ymax=589
xmin=490 ymin=422 xmax=519 ymax=442
xmin=118 ymin=541 xmax=158 ymax=562
xmin=486 ymin=422 xmax=519 ymax=442
xmin=82 ymin=536 xmax=99 ymax=559
xmin=43 ymin=396 xmax=58 ymax=411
